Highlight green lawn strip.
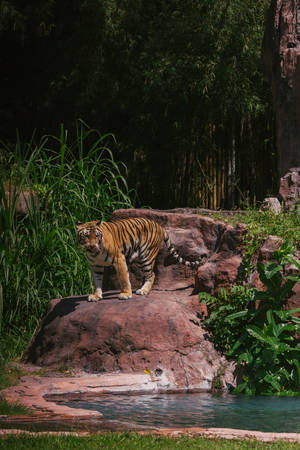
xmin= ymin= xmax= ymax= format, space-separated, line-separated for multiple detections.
xmin=0 ymin=433 xmax=299 ymax=450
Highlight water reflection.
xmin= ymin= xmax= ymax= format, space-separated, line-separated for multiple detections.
xmin=60 ymin=392 xmax=300 ymax=432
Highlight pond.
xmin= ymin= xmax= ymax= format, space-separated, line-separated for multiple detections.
xmin=59 ymin=392 xmax=300 ymax=432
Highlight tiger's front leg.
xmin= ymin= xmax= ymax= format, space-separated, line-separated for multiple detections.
xmin=114 ymin=254 xmax=132 ymax=300
xmin=88 ymin=265 xmax=104 ymax=301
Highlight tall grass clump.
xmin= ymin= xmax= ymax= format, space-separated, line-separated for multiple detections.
xmin=0 ymin=121 xmax=134 ymax=358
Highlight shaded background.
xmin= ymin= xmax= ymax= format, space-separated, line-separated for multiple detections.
xmin=0 ymin=0 xmax=275 ymax=209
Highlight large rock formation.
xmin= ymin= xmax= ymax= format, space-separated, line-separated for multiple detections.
xmin=23 ymin=208 xmax=244 ymax=391
xmin=23 ymin=290 xmax=235 ymax=391
xmin=263 ymin=0 xmax=300 ymax=177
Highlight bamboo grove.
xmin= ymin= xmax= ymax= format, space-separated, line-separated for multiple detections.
xmin=0 ymin=0 xmax=275 ymax=209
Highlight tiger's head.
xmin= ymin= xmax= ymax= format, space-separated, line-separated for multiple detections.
xmin=76 ymin=220 xmax=103 ymax=255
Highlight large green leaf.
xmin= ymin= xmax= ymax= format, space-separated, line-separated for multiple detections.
xmin=233 ymin=382 xmax=248 ymax=395
xmin=246 ymin=325 xmax=268 ymax=343
xmin=263 ymin=374 xmax=281 ymax=392
xmin=224 ymin=310 xmax=248 ymax=322
xmin=276 ymin=323 xmax=295 ymax=336
xmin=253 ymin=290 xmax=271 ymax=301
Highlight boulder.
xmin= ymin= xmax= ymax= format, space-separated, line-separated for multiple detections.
xmin=23 ymin=290 xmax=235 ymax=391
xmin=194 ymin=220 xmax=246 ymax=295
xmin=278 ymin=168 xmax=300 ymax=211
xmin=263 ymin=0 xmax=300 ymax=176
xmin=261 ymin=197 xmax=282 ymax=214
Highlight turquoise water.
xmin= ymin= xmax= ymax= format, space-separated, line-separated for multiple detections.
xmin=61 ymin=393 xmax=300 ymax=432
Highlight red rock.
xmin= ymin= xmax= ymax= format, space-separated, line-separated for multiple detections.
xmin=104 ymin=208 xmax=244 ymax=292
xmin=7 ymin=208 xmax=300 ymax=424
xmin=278 ymin=168 xmax=300 ymax=211
xmin=23 ymin=290 xmax=235 ymax=391
xmin=194 ymin=222 xmax=246 ymax=295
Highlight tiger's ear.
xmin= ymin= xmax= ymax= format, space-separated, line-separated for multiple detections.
xmin=75 ymin=221 xmax=83 ymax=228
xmin=96 ymin=220 xmax=103 ymax=226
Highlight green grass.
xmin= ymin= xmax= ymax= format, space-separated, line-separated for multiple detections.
xmin=0 ymin=360 xmax=25 ymax=391
xmin=0 ymin=358 xmax=41 ymax=415
xmin=0 ymin=433 xmax=299 ymax=449
xmin=0 ymin=398 xmax=31 ymax=416
xmin=210 ymin=209 xmax=300 ymax=247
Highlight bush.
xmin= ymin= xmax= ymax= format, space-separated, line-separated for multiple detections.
xmin=200 ymin=243 xmax=300 ymax=396
xmin=199 ymin=286 xmax=256 ymax=353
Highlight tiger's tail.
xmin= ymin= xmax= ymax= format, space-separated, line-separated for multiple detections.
xmin=163 ymin=230 xmax=204 ymax=269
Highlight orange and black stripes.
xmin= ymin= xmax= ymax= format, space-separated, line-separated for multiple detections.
xmin=76 ymin=217 xmax=203 ymax=300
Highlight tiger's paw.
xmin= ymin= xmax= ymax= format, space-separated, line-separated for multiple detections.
xmin=136 ymin=288 xmax=149 ymax=296
xmin=88 ymin=294 xmax=102 ymax=302
xmin=119 ymin=292 xmax=132 ymax=300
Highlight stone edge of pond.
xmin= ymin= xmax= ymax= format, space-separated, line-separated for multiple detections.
xmin=1 ymin=370 xmax=300 ymax=443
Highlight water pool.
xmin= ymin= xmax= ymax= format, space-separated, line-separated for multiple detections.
xmin=60 ymin=392 xmax=300 ymax=432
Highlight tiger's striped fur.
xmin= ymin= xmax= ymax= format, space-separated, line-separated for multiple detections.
xmin=76 ymin=217 xmax=203 ymax=301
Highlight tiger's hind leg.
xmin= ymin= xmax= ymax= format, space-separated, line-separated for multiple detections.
xmin=136 ymin=257 xmax=156 ymax=296
xmin=136 ymin=272 xmax=155 ymax=296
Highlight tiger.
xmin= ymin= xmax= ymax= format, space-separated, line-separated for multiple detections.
xmin=76 ymin=217 xmax=204 ymax=301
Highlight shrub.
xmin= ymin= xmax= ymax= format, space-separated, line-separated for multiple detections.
xmin=200 ymin=243 xmax=300 ymax=396
xmin=199 ymin=286 xmax=256 ymax=353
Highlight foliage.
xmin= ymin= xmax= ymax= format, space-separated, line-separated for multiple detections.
xmin=0 ymin=122 xmax=134 ymax=356
xmin=201 ymin=243 xmax=300 ymax=396
xmin=0 ymin=0 xmax=275 ymax=208
xmin=0 ymin=398 xmax=31 ymax=416
xmin=199 ymin=286 xmax=256 ymax=353
xmin=214 ymin=209 xmax=300 ymax=248
xmin=0 ymin=358 xmax=40 ymax=415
